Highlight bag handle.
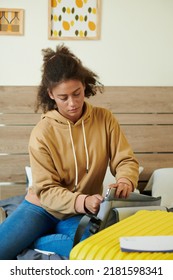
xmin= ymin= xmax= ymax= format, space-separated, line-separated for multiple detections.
xmin=73 ymin=214 xmax=101 ymax=247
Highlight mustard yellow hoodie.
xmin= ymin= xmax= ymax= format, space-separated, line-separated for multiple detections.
xmin=26 ymin=102 xmax=139 ymax=219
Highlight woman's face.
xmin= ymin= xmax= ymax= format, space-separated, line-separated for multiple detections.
xmin=48 ymin=80 xmax=85 ymax=123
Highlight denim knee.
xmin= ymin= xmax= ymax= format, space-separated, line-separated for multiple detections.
xmin=0 ymin=200 xmax=58 ymax=260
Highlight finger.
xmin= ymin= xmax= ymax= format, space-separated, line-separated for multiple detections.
xmin=115 ymin=184 xmax=128 ymax=198
xmin=119 ymin=187 xmax=128 ymax=198
xmin=93 ymin=194 xmax=104 ymax=202
xmin=126 ymin=186 xmax=132 ymax=197
xmin=108 ymin=183 xmax=118 ymax=189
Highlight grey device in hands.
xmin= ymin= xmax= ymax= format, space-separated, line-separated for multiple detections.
xmin=104 ymin=187 xmax=116 ymax=201
xmin=96 ymin=188 xmax=117 ymax=230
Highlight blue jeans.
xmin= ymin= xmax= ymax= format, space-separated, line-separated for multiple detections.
xmin=0 ymin=200 xmax=91 ymax=260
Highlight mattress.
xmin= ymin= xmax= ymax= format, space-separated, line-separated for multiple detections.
xmin=70 ymin=210 xmax=173 ymax=260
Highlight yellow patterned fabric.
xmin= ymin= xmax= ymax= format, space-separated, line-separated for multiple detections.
xmin=70 ymin=210 xmax=173 ymax=260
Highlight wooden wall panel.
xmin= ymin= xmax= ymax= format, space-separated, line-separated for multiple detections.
xmin=1 ymin=86 xmax=173 ymax=113
xmin=0 ymin=155 xmax=30 ymax=182
xmin=0 ymin=126 xmax=33 ymax=154
xmin=0 ymin=86 xmax=38 ymax=113
xmin=115 ymin=113 xmax=173 ymax=125
xmin=0 ymin=113 xmax=41 ymax=125
xmin=122 ymin=125 xmax=173 ymax=153
xmin=89 ymin=87 xmax=173 ymax=113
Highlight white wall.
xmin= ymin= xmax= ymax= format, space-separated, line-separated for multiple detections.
xmin=0 ymin=0 xmax=173 ymax=86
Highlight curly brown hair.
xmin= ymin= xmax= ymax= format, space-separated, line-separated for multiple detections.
xmin=35 ymin=44 xmax=103 ymax=113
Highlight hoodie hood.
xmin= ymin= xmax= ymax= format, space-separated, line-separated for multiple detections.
xmin=41 ymin=101 xmax=92 ymax=126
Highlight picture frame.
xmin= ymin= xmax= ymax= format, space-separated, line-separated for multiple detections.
xmin=48 ymin=0 xmax=101 ymax=40
xmin=0 ymin=8 xmax=24 ymax=36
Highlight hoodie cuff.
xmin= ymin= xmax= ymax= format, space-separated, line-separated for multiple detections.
xmin=75 ymin=194 xmax=88 ymax=214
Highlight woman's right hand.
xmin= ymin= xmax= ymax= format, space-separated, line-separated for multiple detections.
xmin=84 ymin=194 xmax=103 ymax=214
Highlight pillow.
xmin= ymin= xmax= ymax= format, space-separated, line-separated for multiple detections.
xmin=139 ymin=166 xmax=144 ymax=174
xmin=25 ymin=166 xmax=32 ymax=189
xmin=145 ymin=168 xmax=173 ymax=208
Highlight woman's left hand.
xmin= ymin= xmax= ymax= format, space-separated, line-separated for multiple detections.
xmin=108 ymin=178 xmax=134 ymax=199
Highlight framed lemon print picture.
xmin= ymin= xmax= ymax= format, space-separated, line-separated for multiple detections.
xmin=48 ymin=0 xmax=101 ymax=40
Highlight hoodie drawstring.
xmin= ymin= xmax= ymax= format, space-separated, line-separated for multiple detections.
xmin=82 ymin=120 xmax=89 ymax=173
xmin=67 ymin=120 xmax=89 ymax=192
xmin=67 ymin=121 xmax=78 ymax=191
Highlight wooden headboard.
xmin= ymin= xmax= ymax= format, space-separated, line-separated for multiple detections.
xmin=0 ymin=86 xmax=173 ymax=199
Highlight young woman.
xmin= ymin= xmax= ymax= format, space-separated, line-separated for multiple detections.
xmin=0 ymin=45 xmax=139 ymax=259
